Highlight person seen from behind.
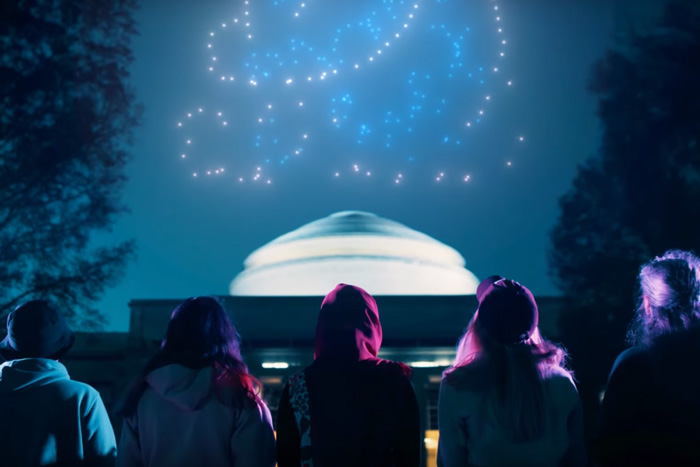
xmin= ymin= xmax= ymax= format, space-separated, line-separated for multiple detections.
xmin=438 ymin=278 xmax=585 ymax=466
xmin=276 ymin=283 xmax=421 ymax=467
xmin=117 ymin=296 xmax=275 ymax=467
xmin=596 ymin=249 xmax=700 ymax=465
xmin=0 ymin=300 xmax=117 ymax=466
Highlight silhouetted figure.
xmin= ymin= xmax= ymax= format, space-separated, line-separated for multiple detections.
xmin=0 ymin=300 xmax=116 ymax=466
xmin=438 ymin=278 xmax=585 ymax=466
xmin=276 ymin=283 xmax=421 ymax=467
xmin=596 ymin=250 xmax=700 ymax=466
xmin=117 ymin=296 xmax=275 ymax=467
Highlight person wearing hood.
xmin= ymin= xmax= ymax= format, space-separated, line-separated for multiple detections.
xmin=0 ymin=299 xmax=117 ymax=466
xmin=276 ymin=283 xmax=421 ymax=467
xmin=117 ymin=296 xmax=275 ymax=467
xmin=438 ymin=278 xmax=584 ymax=467
xmin=596 ymin=250 xmax=700 ymax=465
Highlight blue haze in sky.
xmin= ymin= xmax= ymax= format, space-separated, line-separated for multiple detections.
xmin=96 ymin=0 xmax=652 ymax=331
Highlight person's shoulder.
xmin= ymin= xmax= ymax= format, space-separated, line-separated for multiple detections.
xmin=368 ymin=359 xmax=414 ymax=380
xmin=650 ymin=325 xmax=700 ymax=359
xmin=442 ymin=359 xmax=492 ymax=391
xmin=617 ymin=345 xmax=649 ymax=361
xmin=543 ymin=366 xmax=576 ymax=386
xmin=62 ymin=378 xmax=104 ymax=399
xmin=50 ymin=377 xmax=107 ymax=410
xmin=286 ymin=367 xmax=310 ymax=384
xmin=438 ymin=373 xmax=483 ymax=411
xmin=542 ymin=367 xmax=580 ymax=410
xmin=611 ymin=346 xmax=652 ymax=374
xmin=240 ymin=393 xmax=273 ymax=424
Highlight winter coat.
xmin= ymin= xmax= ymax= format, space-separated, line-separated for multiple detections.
xmin=276 ymin=284 xmax=421 ymax=467
xmin=0 ymin=358 xmax=117 ymax=466
xmin=437 ymin=368 xmax=584 ymax=467
xmin=117 ymin=364 xmax=276 ymax=467
xmin=596 ymin=325 xmax=700 ymax=465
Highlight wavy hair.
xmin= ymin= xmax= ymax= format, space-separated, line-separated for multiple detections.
xmin=627 ymin=250 xmax=700 ymax=346
xmin=444 ymin=311 xmax=570 ymax=442
xmin=121 ymin=296 xmax=260 ymax=415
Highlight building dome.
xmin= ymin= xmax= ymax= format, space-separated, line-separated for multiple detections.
xmin=230 ymin=211 xmax=480 ymax=296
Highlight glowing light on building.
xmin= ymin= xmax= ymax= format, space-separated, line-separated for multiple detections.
xmin=262 ymin=362 xmax=290 ymax=369
xmin=409 ymin=360 xmax=453 ymax=368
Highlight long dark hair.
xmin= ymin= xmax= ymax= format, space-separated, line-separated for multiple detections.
xmin=121 ymin=296 xmax=260 ymax=415
xmin=627 ymin=250 xmax=700 ymax=346
xmin=444 ymin=313 xmax=570 ymax=442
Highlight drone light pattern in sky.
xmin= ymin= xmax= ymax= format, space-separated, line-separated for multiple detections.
xmin=176 ymin=0 xmax=524 ymax=185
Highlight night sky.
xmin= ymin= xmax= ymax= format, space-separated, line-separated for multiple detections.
xmin=97 ymin=0 xmax=652 ymax=331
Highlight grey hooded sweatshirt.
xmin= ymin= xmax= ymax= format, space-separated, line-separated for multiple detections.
xmin=117 ymin=364 xmax=275 ymax=467
xmin=0 ymin=358 xmax=117 ymax=466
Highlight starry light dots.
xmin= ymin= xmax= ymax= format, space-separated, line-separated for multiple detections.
xmin=175 ymin=0 xmax=526 ymax=186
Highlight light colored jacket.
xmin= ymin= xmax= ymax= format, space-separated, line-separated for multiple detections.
xmin=117 ymin=364 xmax=276 ymax=467
xmin=438 ymin=369 xmax=585 ymax=467
xmin=0 ymin=358 xmax=117 ymax=466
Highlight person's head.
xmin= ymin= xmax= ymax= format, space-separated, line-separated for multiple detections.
xmin=121 ymin=296 xmax=256 ymax=415
xmin=455 ymin=279 xmax=547 ymax=365
xmin=314 ymin=283 xmax=382 ymax=362
xmin=477 ymin=279 xmax=539 ymax=345
xmin=446 ymin=278 xmax=569 ymax=442
xmin=161 ymin=296 xmax=242 ymax=366
xmin=0 ymin=300 xmax=75 ymax=362
xmin=628 ymin=249 xmax=700 ymax=346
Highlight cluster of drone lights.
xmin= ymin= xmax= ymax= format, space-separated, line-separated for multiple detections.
xmin=176 ymin=0 xmax=526 ymax=186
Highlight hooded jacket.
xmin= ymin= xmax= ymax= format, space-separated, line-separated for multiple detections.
xmin=276 ymin=284 xmax=421 ymax=467
xmin=0 ymin=358 xmax=117 ymax=466
xmin=117 ymin=364 xmax=276 ymax=467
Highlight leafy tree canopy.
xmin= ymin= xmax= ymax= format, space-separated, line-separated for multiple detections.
xmin=548 ymin=0 xmax=700 ymax=430
xmin=551 ymin=0 xmax=700 ymax=321
xmin=0 ymin=0 xmax=141 ymax=329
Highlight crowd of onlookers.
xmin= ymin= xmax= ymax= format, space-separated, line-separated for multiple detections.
xmin=1 ymin=248 xmax=699 ymax=466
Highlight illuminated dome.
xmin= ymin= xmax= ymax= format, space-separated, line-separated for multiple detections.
xmin=230 ymin=211 xmax=480 ymax=296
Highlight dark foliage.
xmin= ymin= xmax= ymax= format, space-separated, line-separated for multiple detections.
xmin=549 ymin=0 xmax=700 ymax=434
xmin=0 ymin=0 xmax=141 ymax=329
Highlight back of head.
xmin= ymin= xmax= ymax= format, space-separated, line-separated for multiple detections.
xmin=314 ymin=284 xmax=382 ymax=362
xmin=0 ymin=300 xmax=75 ymax=361
xmin=121 ymin=296 xmax=256 ymax=415
xmin=477 ymin=279 xmax=539 ymax=345
xmin=162 ymin=296 xmax=241 ymax=366
xmin=629 ymin=250 xmax=700 ymax=346
xmin=446 ymin=279 xmax=568 ymax=442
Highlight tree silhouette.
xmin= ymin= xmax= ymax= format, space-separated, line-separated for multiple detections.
xmin=549 ymin=0 xmax=700 ymax=434
xmin=0 ymin=0 xmax=141 ymax=329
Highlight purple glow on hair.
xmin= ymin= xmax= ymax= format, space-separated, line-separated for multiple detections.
xmin=628 ymin=250 xmax=700 ymax=345
xmin=444 ymin=300 xmax=571 ymax=443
